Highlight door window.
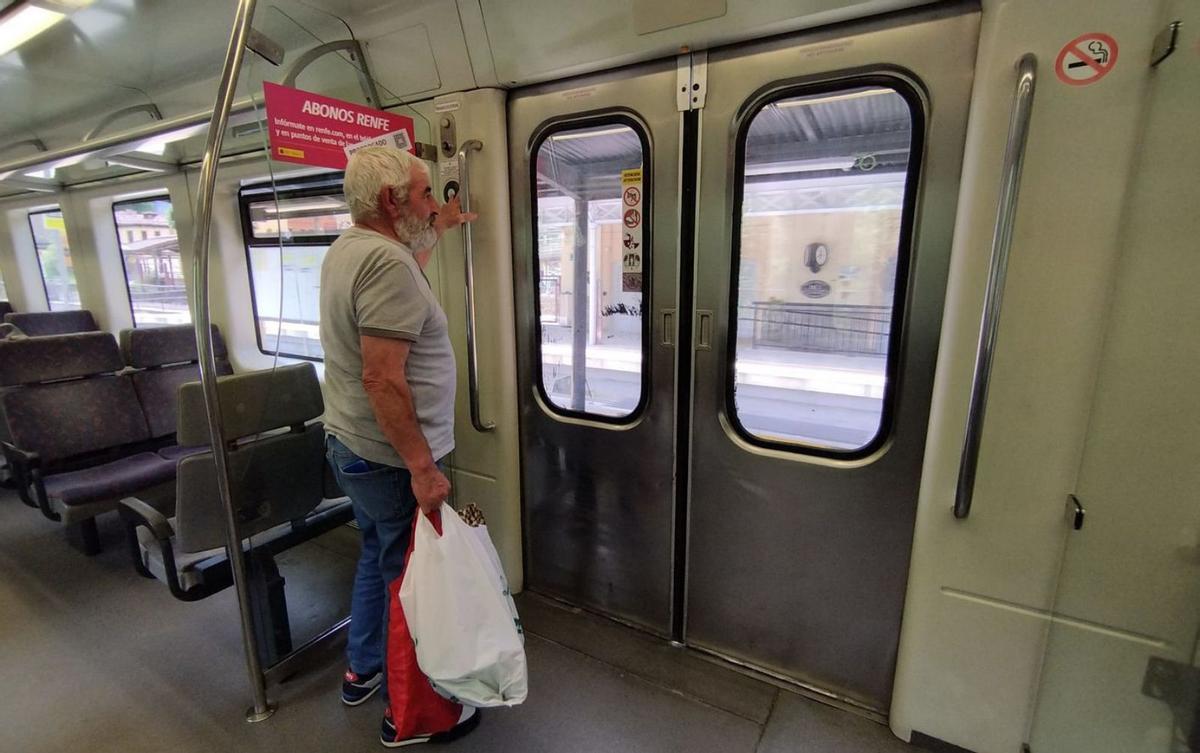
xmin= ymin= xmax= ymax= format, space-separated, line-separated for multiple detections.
xmin=531 ymin=118 xmax=649 ymax=420
xmin=729 ymin=83 xmax=922 ymax=453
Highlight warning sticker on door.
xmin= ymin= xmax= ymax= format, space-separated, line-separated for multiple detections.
xmin=1055 ymin=33 xmax=1119 ymax=86
xmin=620 ymin=168 xmax=643 ymax=292
xmin=439 ymin=157 xmax=460 ymax=184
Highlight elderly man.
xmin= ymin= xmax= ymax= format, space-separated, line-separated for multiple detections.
xmin=319 ymin=146 xmax=478 ymax=747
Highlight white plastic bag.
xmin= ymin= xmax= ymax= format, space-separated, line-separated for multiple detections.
xmin=398 ymin=507 xmax=528 ymax=707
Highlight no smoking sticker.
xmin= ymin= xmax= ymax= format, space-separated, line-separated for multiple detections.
xmin=1055 ymin=33 xmax=1119 ymax=86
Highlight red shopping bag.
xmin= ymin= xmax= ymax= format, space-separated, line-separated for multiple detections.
xmin=385 ymin=509 xmax=462 ymax=738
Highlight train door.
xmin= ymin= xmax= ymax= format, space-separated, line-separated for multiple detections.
xmin=685 ymin=7 xmax=977 ymax=711
xmin=510 ymin=3 xmax=978 ymax=709
xmin=509 ymin=62 xmax=682 ymax=635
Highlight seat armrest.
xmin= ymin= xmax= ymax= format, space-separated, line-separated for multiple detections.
xmin=2 ymin=442 xmax=58 ymax=520
xmin=1 ymin=441 xmax=39 ymax=468
xmin=119 ymin=496 xmax=174 ymax=541
xmin=119 ymin=496 xmax=176 ymax=584
xmin=118 ymin=497 xmax=208 ymax=602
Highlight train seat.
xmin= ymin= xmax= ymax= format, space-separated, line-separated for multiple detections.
xmin=119 ymin=324 xmax=233 ymax=441
xmin=0 ymin=332 xmax=175 ymax=553
xmin=121 ymin=363 xmax=351 ymax=602
xmin=4 ymin=309 xmax=99 ymax=337
xmin=0 ymin=316 xmax=24 ymax=476
xmin=40 ymin=453 xmax=176 ymax=508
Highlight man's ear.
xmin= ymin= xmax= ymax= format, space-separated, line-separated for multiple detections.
xmin=377 ymin=185 xmax=399 ymax=221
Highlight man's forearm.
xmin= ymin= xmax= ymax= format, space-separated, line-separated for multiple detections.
xmin=363 ymin=376 xmax=436 ymax=473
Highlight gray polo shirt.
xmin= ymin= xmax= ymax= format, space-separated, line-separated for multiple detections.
xmin=319 ymin=226 xmax=456 ymax=467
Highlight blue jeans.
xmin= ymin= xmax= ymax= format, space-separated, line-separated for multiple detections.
xmin=326 ymin=435 xmax=420 ymax=697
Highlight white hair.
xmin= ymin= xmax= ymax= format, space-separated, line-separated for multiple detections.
xmin=343 ymin=146 xmax=429 ymax=223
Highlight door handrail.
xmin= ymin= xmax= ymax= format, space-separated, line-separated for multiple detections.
xmin=458 ymin=139 xmax=495 ymax=432
xmin=955 ymin=54 xmax=1037 ymax=519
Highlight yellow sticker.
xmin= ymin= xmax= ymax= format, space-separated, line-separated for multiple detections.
xmin=279 ymin=146 xmax=305 ymax=159
xmin=43 ymin=216 xmax=66 ymax=230
xmin=620 ymin=166 xmax=644 ymax=292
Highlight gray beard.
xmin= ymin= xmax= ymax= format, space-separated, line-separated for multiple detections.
xmin=394 ymin=213 xmax=437 ymax=251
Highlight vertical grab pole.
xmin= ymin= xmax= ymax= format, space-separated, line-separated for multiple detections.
xmin=954 ymin=54 xmax=1037 ymax=519
xmin=188 ymin=0 xmax=275 ymax=722
xmin=457 ymin=140 xmax=495 ymax=432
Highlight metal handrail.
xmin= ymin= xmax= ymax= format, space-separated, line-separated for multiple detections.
xmin=282 ymin=39 xmax=382 ymax=109
xmin=954 ymin=54 xmax=1037 ymax=519
xmin=458 ymin=140 xmax=495 ymax=432
xmin=189 ymin=0 xmax=275 ymax=721
xmin=0 ymin=138 xmax=47 ymax=156
xmin=83 ymin=104 xmax=163 ymax=142
xmin=0 ymin=99 xmax=260 ymax=180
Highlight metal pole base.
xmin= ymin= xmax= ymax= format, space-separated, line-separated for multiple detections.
xmin=245 ymin=704 xmax=277 ymax=723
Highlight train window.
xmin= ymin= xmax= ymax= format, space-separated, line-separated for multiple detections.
xmin=531 ymin=118 xmax=649 ymax=420
xmin=112 ymin=196 xmax=189 ymax=327
xmin=729 ymin=83 xmax=921 ymax=454
xmin=238 ymin=175 xmax=348 ymax=360
xmin=28 ymin=209 xmax=82 ymax=311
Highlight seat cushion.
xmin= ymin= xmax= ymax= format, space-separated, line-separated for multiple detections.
xmin=42 ymin=452 xmax=177 ymax=507
xmin=120 ymin=324 xmax=230 ymax=369
xmin=176 ymin=363 xmax=322 ymax=446
xmin=4 ymin=310 xmax=98 ymax=337
xmin=133 ymin=366 xmax=201 ymax=439
xmin=2 ymin=376 xmax=151 ymax=462
xmin=0 ymin=331 xmax=123 ymax=387
xmin=156 ymin=444 xmax=207 ymax=463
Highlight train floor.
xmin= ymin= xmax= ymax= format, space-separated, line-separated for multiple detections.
xmin=0 ymin=489 xmax=932 ymax=753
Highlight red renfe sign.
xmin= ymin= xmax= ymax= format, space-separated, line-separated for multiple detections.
xmin=261 ymin=82 xmax=415 ymax=170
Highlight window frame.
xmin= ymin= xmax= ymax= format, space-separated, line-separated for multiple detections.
xmin=724 ymin=74 xmax=927 ymax=460
xmin=27 ymin=207 xmax=77 ymax=312
xmin=237 ymin=173 xmax=346 ymax=361
xmin=527 ymin=112 xmax=653 ymax=425
xmin=111 ymin=194 xmax=185 ymax=328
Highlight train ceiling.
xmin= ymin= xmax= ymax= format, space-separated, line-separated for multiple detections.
xmin=0 ymin=0 xmax=933 ymax=196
